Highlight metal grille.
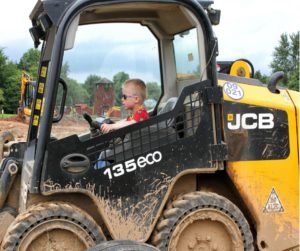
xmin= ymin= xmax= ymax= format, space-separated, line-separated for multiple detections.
xmin=89 ymin=86 xmax=204 ymax=169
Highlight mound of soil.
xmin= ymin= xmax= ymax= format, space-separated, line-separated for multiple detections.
xmin=0 ymin=116 xmax=88 ymax=142
xmin=0 ymin=119 xmax=28 ymax=141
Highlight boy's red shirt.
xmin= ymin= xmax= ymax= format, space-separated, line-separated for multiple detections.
xmin=127 ymin=106 xmax=149 ymax=122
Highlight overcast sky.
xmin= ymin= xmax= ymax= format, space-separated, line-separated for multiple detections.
xmin=0 ymin=0 xmax=299 ymax=77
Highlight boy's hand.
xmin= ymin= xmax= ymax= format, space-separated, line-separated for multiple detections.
xmin=101 ymin=123 xmax=115 ymax=133
xmin=100 ymin=119 xmax=135 ymax=133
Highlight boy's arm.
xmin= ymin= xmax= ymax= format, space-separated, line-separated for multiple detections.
xmin=101 ymin=119 xmax=135 ymax=133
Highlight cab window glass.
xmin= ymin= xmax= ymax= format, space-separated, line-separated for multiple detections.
xmin=173 ymin=28 xmax=200 ymax=79
xmin=52 ymin=23 xmax=161 ymax=139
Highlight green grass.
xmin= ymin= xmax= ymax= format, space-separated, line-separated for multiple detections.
xmin=0 ymin=114 xmax=17 ymax=119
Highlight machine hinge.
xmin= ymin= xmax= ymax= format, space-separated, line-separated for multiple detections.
xmin=210 ymin=142 xmax=228 ymax=161
xmin=204 ymin=86 xmax=223 ymax=104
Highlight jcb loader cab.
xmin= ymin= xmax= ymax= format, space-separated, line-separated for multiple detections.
xmin=0 ymin=0 xmax=298 ymax=250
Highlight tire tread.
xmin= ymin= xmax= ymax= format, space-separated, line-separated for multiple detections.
xmin=1 ymin=202 xmax=105 ymax=251
xmin=151 ymin=191 xmax=254 ymax=251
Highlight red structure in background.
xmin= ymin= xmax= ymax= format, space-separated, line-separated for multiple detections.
xmin=93 ymin=78 xmax=114 ymax=116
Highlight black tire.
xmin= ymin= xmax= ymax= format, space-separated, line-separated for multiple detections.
xmin=86 ymin=240 xmax=160 ymax=251
xmin=152 ymin=191 xmax=254 ymax=251
xmin=1 ymin=202 xmax=106 ymax=251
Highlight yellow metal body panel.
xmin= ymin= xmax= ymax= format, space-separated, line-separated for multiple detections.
xmin=288 ymin=89 xmax=300 ymax=158
xmin=219 ymin=79 xmax=299 ymax=250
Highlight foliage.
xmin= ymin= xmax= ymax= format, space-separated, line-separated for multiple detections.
xmin=270 ymin=32 xmax=299 ymax=90
xmin=146 ymin=82 xmax=161 ymax=101
xmin=18 ymin=48 xmax=40 ymax=79
xmin=0 ymin=49 xmax=7 ymax=111
xmin=113 ymin=71 xmax=129 ymax=106
xmin=288 ymin=70 xmax=299 ymax=91
xmin=60 ymin=62 xmax=70 ymax=80
xmin=0 ymin=88 xmax=4 ymax=109
xmin=59 ymin=62 xmax=89 ymax=106
xmin=83 ymin=74 xmax=102 ymax=106
xmin=254 ymin=70 xmax=269 ymax=84
xmin=0 ymin=48 xmax=7 ymax=87
xmin=65 ymin=78 xmax=89 ymax=106
xmin=0 ymin=49 xmax=21 ymax=113
xmin=2 ymin=63 xmax=21 ymax=113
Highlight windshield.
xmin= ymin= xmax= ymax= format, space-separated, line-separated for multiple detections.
xmin=173 ymin=28 xmax=201 ymax=79
xmin=52 ymin=23 xmax=162 ymax=139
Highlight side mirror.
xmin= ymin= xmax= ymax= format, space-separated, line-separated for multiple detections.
xmin=53 ymin=78 xmax=67 ymax=123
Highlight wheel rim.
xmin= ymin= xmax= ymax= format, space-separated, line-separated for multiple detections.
xmin=17 ymin=219 xmax=96 ymax=251
xmin=168 ymin=208 xmax=244 ymax=251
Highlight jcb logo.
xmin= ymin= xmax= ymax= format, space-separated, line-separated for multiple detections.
xmin=227 ymin=113 xmax=274 ymax=130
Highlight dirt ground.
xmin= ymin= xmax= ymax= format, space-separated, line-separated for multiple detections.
xmin=0 ymin=117 xmax=28 ymax=142
xmin=0 ymin=116 xmax=88 ymax=142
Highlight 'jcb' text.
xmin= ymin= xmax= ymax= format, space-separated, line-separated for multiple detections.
xmin=227 ymin=113 xmax=274 ymax=130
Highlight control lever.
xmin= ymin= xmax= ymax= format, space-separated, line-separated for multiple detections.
xmin=83 ymin=112 xmax=114 ymax=138
xmin=83 ymin=112 xmax=101 ymax=137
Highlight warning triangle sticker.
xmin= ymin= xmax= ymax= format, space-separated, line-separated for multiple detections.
xmin=263 ymin=188 xmax=284 ymax=213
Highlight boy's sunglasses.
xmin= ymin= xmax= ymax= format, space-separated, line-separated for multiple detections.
xmin=122 ymin=94 xmax=137 ymax=100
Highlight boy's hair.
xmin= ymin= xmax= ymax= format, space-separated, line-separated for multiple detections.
xmin=124 ymin=79 xmax=147 ymax=102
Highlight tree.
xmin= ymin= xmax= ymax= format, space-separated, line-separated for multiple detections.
xmin=83 ymin=74 xmax=102 ymax=106
xmin=18 ymin=48 xmax=40 ymax=79
xmin=0 ymin=89 xmax=4 ymax=110
xmin=65 ymin=79 xmax=89 ymax=106
xmin=146 ymin=82 xmax=161 ymax=101
xmin=58 ymin=62 xmax=90 ymax=106
xmin=0 ymin=48 xmax=8 ymax=88
xmin=270 ymin=32 xmax=299 ymax=90
xmin=254 ymin=70 xmax=269 ymax=84
xmin=60 ymin=62 xmax=70 ymax=80
xmin=2 ymin=63 xmax=21 ymax=113
xmin=288 ymin=70 xmax=299 ymax=91
xmin=113 ymin=71 xmax=129 ymax=106
xmin=0 ymin=49 xmax=21 ymax=113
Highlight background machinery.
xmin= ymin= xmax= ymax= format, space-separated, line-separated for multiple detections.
xmin=18 ymin=71 xmax=36 ymax=121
